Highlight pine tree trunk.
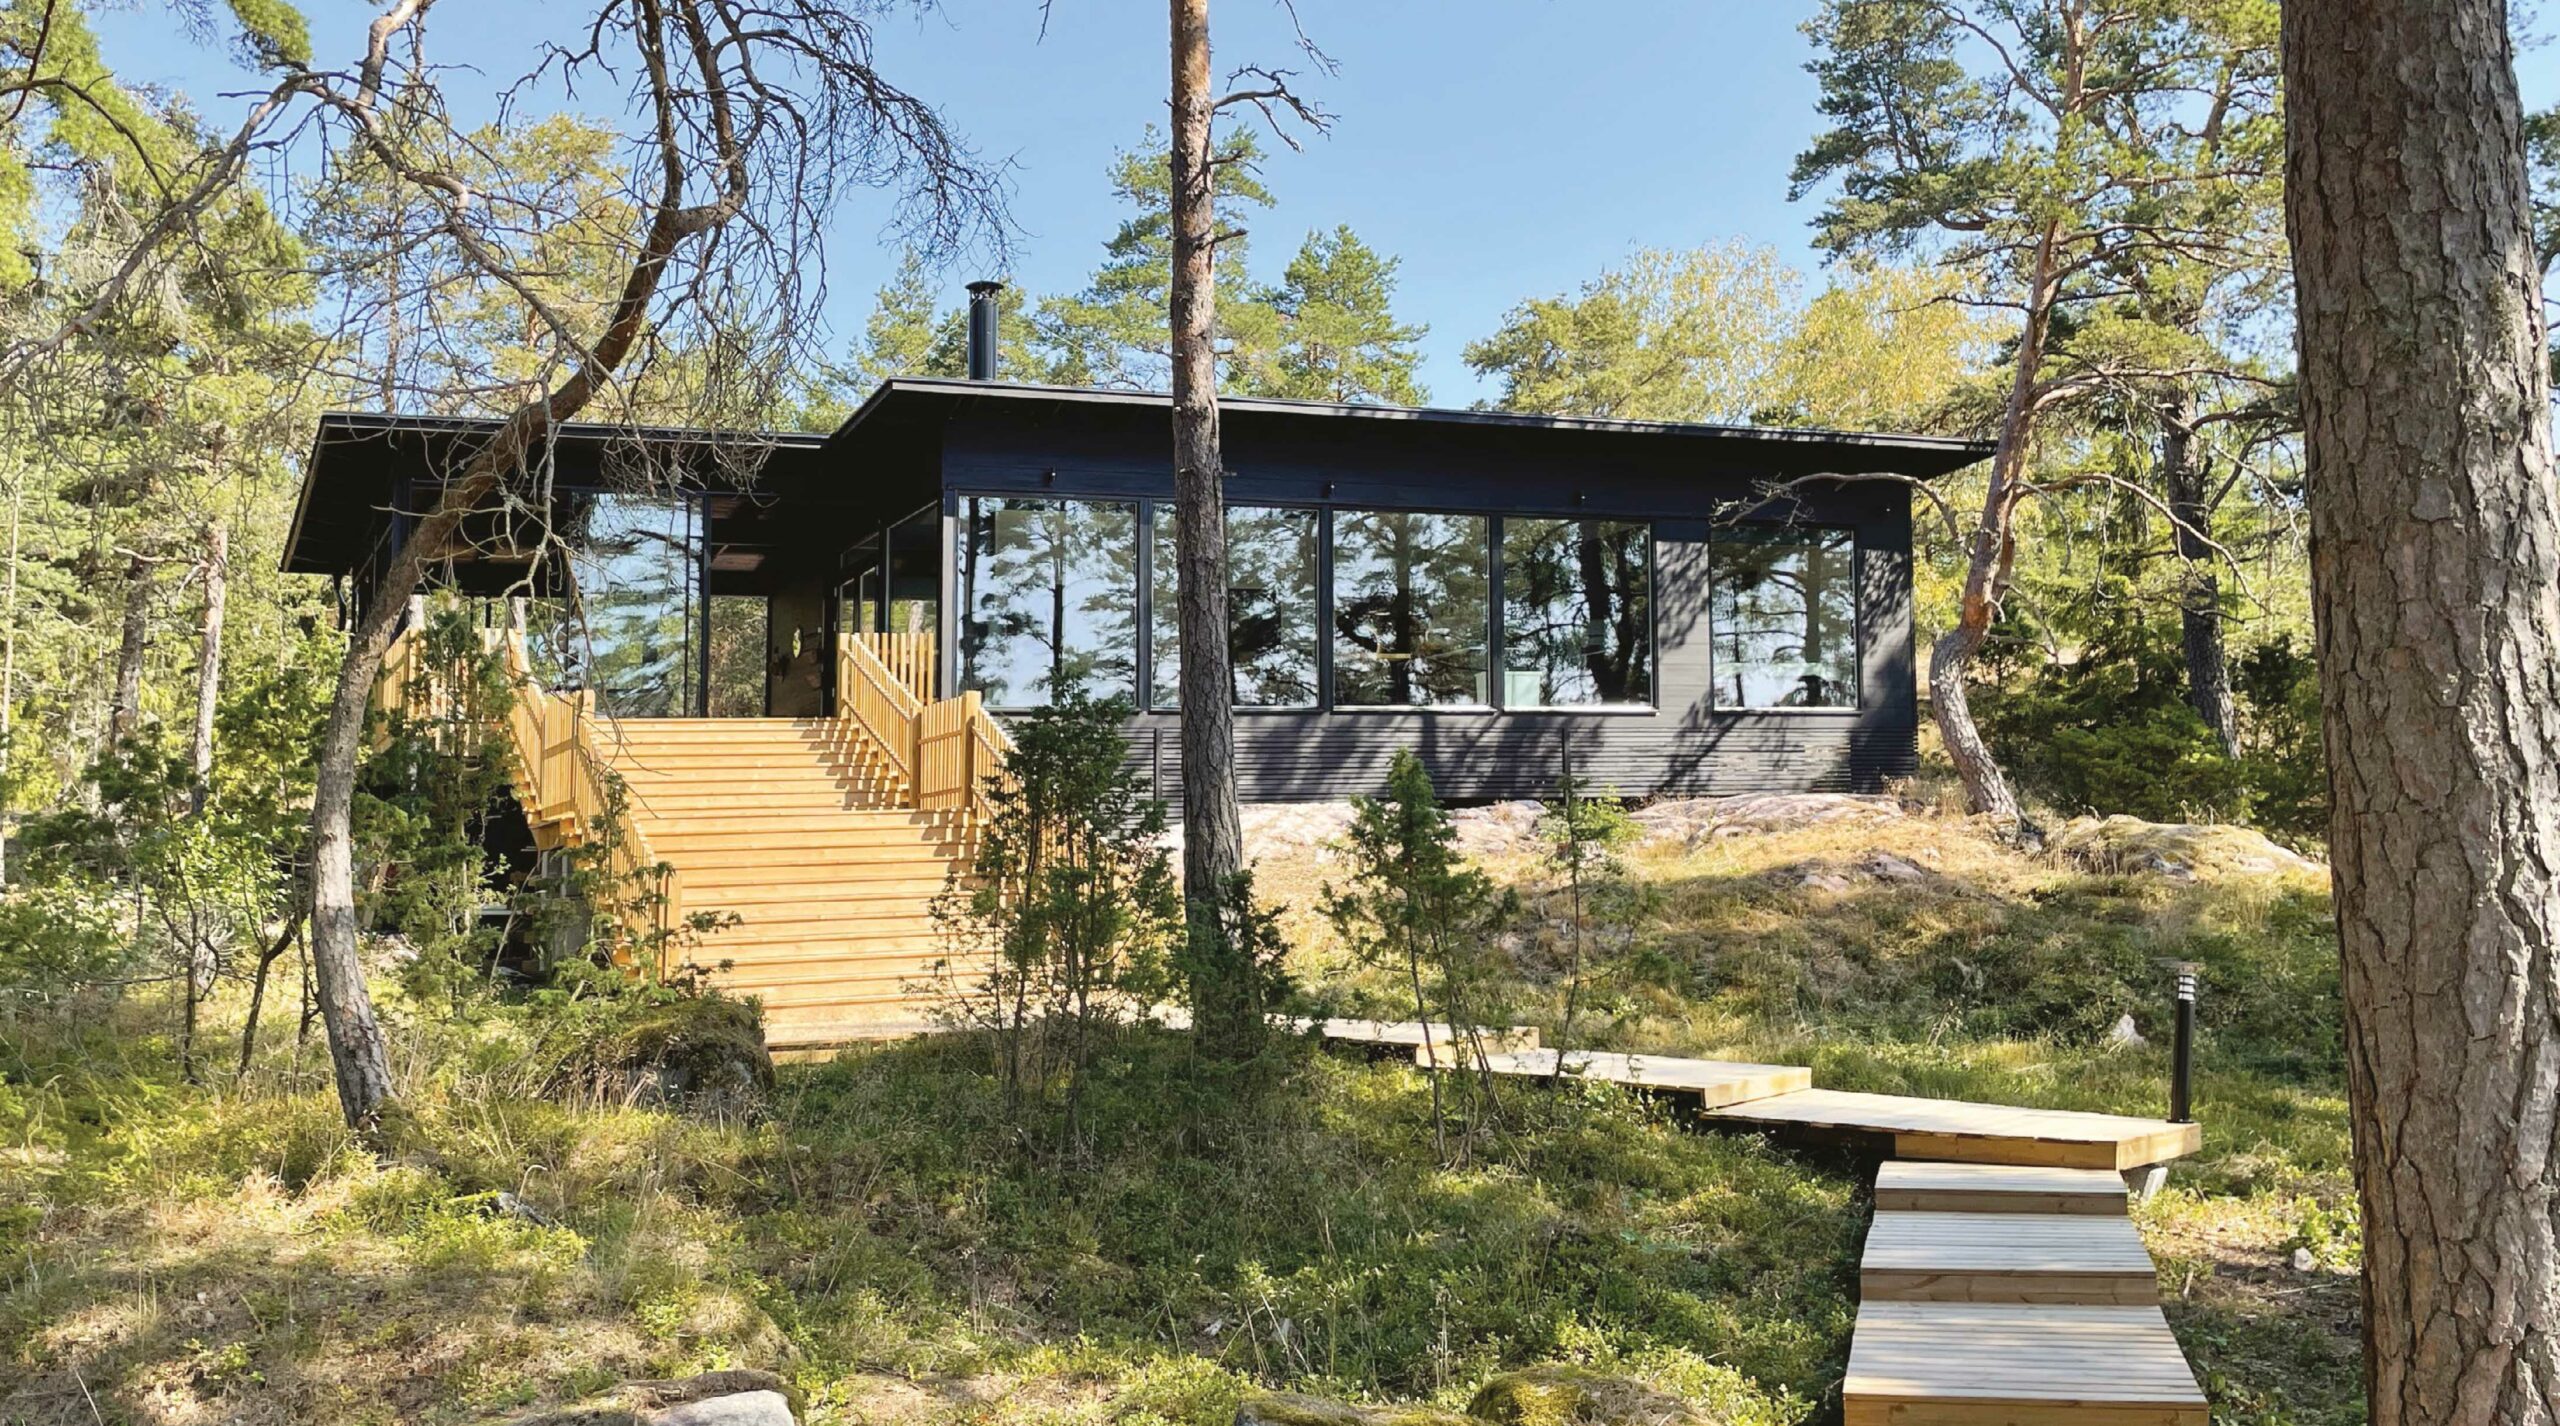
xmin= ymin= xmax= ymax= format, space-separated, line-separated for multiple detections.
xmin=2161 ymin=398 xmax=2237 ymax=757
xmin=2284 ymin=4 xmax=2560 ymax=1420
xmin=190 ymin=522 xmax=228 ymax=812
xmin=1168 ymin=0 xmax=1252 ymax=1051
xmin=108 ymin=550 xmax=151 ymax=745
xmin=1929 ymin=226 xmax=2058 ymax=829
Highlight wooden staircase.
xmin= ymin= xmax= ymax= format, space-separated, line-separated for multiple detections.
xmin=598 ymin=717 xmax=977 ymax=1048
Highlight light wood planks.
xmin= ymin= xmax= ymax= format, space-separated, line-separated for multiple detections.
xmin=1843 ymin=1302 xmax=2206 ymax=1426
xmin=1709 ymin=1088 xmax=2202 ymax=1170
xmin=1423 ymin=1048 xmax=1812 ymax=1109
xmin=1874 ymin=1160 xmax=2131 ymax=1216
xmin=1861 ymin=1210 xmax=2161 ymax=1306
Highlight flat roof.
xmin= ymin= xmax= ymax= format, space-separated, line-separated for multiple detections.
xmin=284 ymin=382 xmax=1992 ymax=574
xmin=833 ymin=376 xmax=1994 ymax=462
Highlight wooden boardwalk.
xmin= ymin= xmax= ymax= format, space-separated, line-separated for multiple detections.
xmin=1874 ymin=1160 xmax=2131 ymax=1216
xmin=1862 ymin=1210 xmax=2161 ymax=1305
xmin=1844 ymin=1302 xmax=2206 ymax=1426
xmin=1393 ymin=1037 xmax=2207 ymax=1421
xmin=1705 ymin=1088 xmax=2203 ymax=1171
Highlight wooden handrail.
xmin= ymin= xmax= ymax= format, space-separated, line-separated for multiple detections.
xmin=850 ymin=630 xmax=937 ymax=703
xmin=834 ymin=634 xmax=1012 ymax=863
xmin=376 ymin=622 xmax=684 ymax=974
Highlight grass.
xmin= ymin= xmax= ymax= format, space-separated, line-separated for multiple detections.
xmin=0 ymin=801 xmax=2359 ymax=1426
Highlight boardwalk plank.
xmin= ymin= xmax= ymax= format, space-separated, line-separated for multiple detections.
xmin=1843 ymin=1302 xmax=2206 ymax=1425
xmin=1875 ymin=1160 xmax=2132 ymax=1215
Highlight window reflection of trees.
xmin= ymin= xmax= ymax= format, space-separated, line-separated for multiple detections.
xmin=1150 ymin=505 xmax=1321 ymax=709
xmin=958 ymin=498 xmax=1139 ymax=705
xmin=1501 ymin=517 xmax=1652 ymax=706
xmin=1332 ymin=511 xmax=1491 ymax=707
xmin=553 ymin=493 xmax=703 ymax=718
xmin=1709 ymin=527 xmax=1858 ymax=709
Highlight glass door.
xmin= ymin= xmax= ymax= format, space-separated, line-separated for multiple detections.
xmin=556 ymin=492 xmax=706 ymax=717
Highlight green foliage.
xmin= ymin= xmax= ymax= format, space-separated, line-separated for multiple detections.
xmin=1257 ymin=226 xmax=1429 ymax=405
xmin=1974 ymin=604 xmax=2326 ymax=840
xmin=1323 ymin=752 xmax=1519 ymax=1160
xmin=939 ymin=685 xmax=1182 ymax=1148
xmin=221 ymin=0 xmax=312 ymax=69
xmin=1465 ymin=244 xmax=1800 ymax=422
xmin=1537 ymin=766 xmax=1650 ymax=1057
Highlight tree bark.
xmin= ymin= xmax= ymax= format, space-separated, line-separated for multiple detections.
xmin=190 ymin=521 xmax=228 ymax=812
xmin=1168 ymin=0 xmax=1253 ymax=1050
xmin=2284 ymin=4 xmax=2560 ymax=1422
xmin=107 ymin=550 xmax=151 ymax=745
xmin=1928 ymin=224 xmax=2057 ymax=829
xmin=302 ymin=113 xmax=739 ymax=1133
xmin=2160 ymin=397 xmax=2237 ymax=757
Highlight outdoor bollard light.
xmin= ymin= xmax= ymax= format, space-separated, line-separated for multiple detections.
xmin=2169 ymin=961 xmax=2199 ymax=1124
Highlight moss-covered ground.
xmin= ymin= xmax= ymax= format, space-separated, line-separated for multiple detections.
xmin=0 ymin=806 xmax=2357 ymax=1425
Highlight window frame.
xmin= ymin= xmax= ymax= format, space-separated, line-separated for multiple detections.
xmin=1706 ymin=521 xmax=1865 ymax=715
xmin=951 ymin=492 xmax=1146 ymax=711
xmin=1144 ymin=499 xmax=1328 ymax=715
xmin=1324 ymin=503 xmax=1500 ymax=713
xmin=1493 ymin=513 xmax=1661 ymax=714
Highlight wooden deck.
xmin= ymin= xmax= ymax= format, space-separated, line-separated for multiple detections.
xmin=1707 ymin=1088 xmax=2203 ymax=1171
xmin=1874 ymin=1160 xmax=2132 ymax=1215
xmin=1861 ymin=1210 xmax=2161 ymax=1305
xmin=1426 ymin=1048 xmax=1814 ymax=1110
xmin=1843 ymin=1302 xmax=2207 ymax=1426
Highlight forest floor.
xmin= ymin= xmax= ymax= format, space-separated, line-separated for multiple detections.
xmin=0 ymin=796 xmax=2356 ymax=1426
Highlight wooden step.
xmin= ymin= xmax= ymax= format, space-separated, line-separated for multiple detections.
xmin=711 ymin=956 xmax=971 ymax=991
xmin=651 ymin=813 xmax=946 ymax=843
xmin=671 ymin=841 xmax=958 ymax=871
xmin=1860 ymin=1210 xmax=2161 ymax=1306
xmin=640 ymin=810 xmax=946 ymax=837
xmin=1707 ymin=1090 xmax=2202 ymax=1171
xmin=628 ymin=788 xmax=867 ymax=811
xmin=1875 ymin=1161 xmax=2131 ymax=1216
xmin=686 ymin=857 xmax=960 ymax=888
xmin=702 ymin=908 xmax=944 ymax=938
xmin=689 ymin=878 xmax=946 ymax=908
xmin=1842 ymin=1302 xmax=2204 ymax=1426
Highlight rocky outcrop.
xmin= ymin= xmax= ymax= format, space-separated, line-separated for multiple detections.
xmin=2051 ymin=815 xmax=2323 ymax=881
xmin=503 ymin=1369 xmax=801 ymax=1425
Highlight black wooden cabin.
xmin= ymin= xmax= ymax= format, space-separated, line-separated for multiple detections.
xmin=286 ymin=368 xmax=1987 ymax=804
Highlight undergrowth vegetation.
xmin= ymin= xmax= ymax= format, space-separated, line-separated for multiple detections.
xmin=1 ymin=803 xmax=2355 ymax=1426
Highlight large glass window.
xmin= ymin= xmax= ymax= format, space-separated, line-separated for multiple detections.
xmin=1332 ymin=510 xmax=1491 ymax=707
xmin=958 ymin=497 xmax=1139 ymax=705
xmin=706 ymin=595 xmax=768 ymax=717
xmin=1150 ymin=505 xmax=1322 ymax=710
xmin=557 ymin=492 xmax=703 ymax=717
xmin=1501 ymin=517 xmax=1653 ymax=706
xmin=1710 ymin=526 xmax=1859 ymax=709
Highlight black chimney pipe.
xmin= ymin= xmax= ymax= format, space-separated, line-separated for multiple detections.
xmin=966 ymin=280 xmax=1003 ymax=381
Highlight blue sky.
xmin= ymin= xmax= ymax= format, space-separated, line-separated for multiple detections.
xmin=92 ymin=1 xmax=2560 ymax=406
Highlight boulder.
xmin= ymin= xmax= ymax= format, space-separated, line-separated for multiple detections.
xmin=1233 ymin=1391 xmax=1477 ymax=1426
xmin=1466 ymin=1366 xmax=1715 ymax=1426
xmin=2051 ymin=815 xmax=2322 ymax=881
xmin=548 ymin=994 xmax=775 ymax=1113
xmin=503 ymin=1369 xmax=802 ymax=1426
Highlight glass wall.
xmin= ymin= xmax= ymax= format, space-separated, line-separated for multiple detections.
xmin=1332 ymin=510 xmax=1491 ymax=707
xmin=1149 ymin=505 xmax=1322 ymax=710
xmin=957 ymin=496 xmax=1140 ymax=705
xmin=557 ymin=492 xmax=703 ymax=717
xmin=1709 ymin=526 xmax=1859 ymax=709
xmin=706 ymin=595 xmax=768 ymax=716
xmin=1500 ymin=517 xmax=1652 ymax=706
